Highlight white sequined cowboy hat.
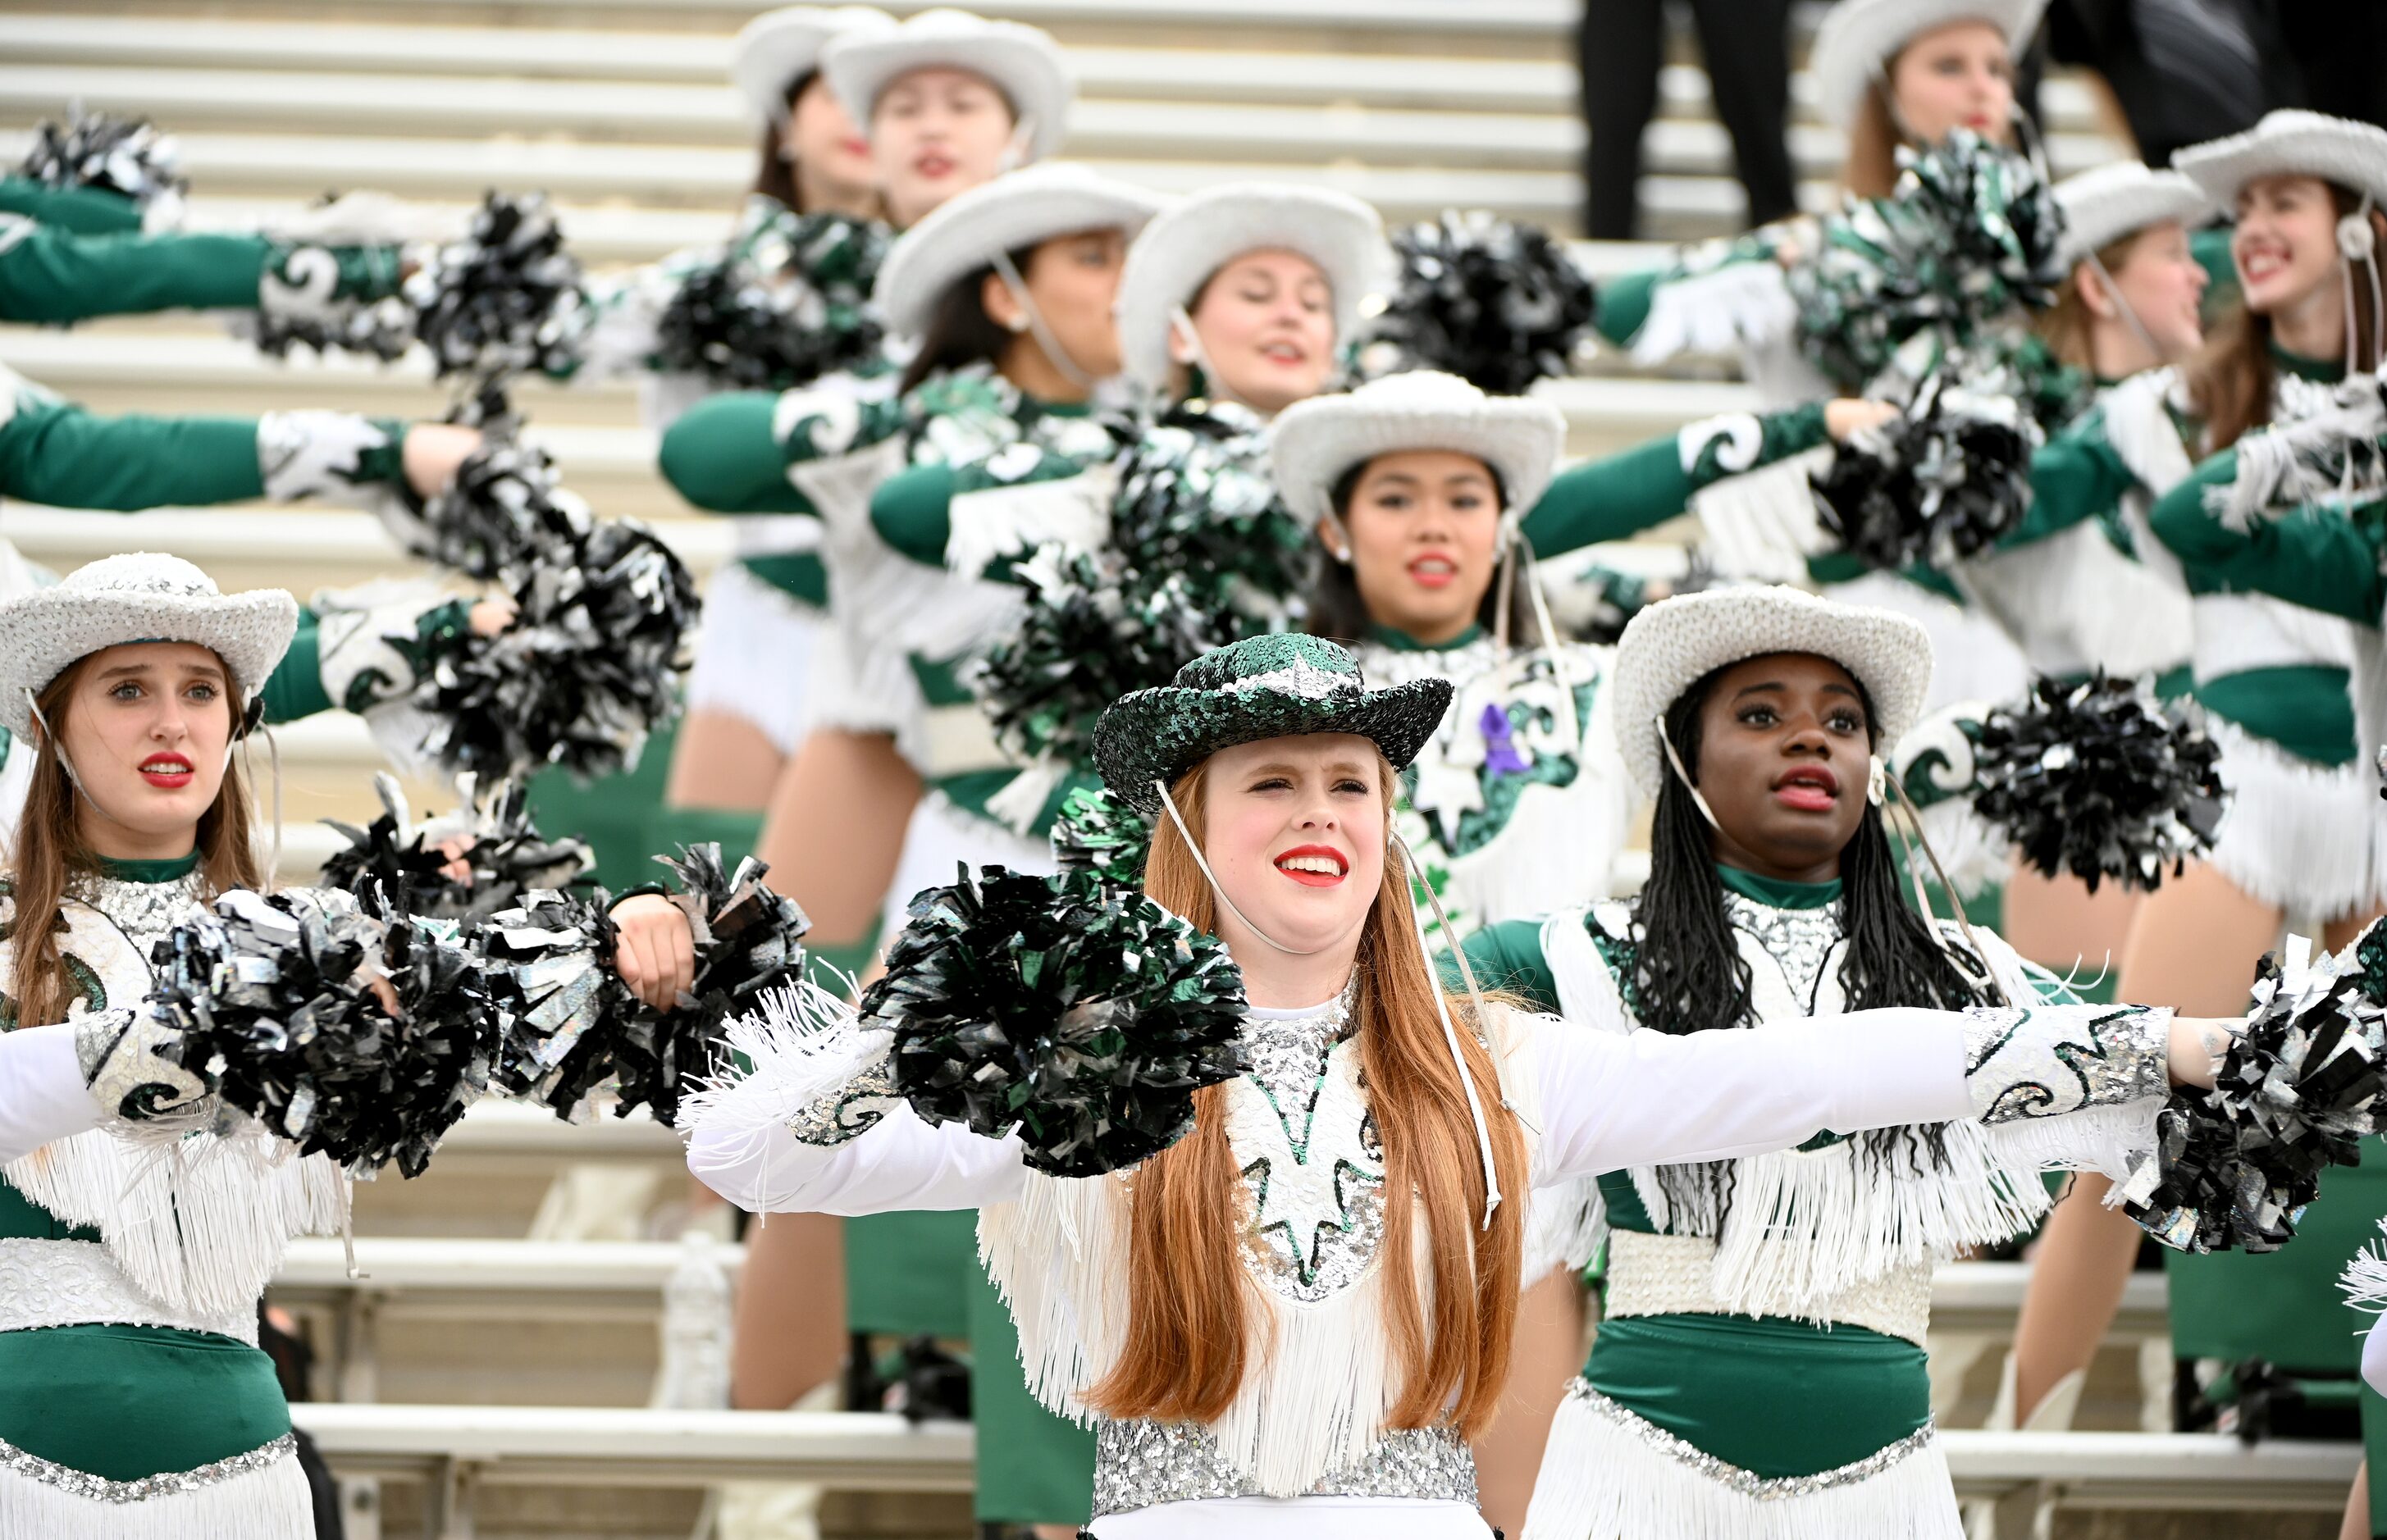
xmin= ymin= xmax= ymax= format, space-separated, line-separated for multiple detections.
xmin=820 ymin=7 xmax=1074 ymax=162
xmin=1267 ymin=370 xmax=1566 ymax=537
xmin=2174 ymin=110 xmax=2387 ymax=212
xmin=2052 ymin=162 xmax=2215 ymax=265
xmin=1809 ymin=0 xmax=2050 ymax=130
xmin=1611 ymin=585 xmax=1933 ymax=800
xmin=0 ymin=553 xmax=298 ymax=739
xmin=731 ymin=7 xmax=897 ymax=126
xmin=1113 ymin=182 xmax=1393 ymax=394
xmin=874 ymin=162 xmax=1168 ymax=339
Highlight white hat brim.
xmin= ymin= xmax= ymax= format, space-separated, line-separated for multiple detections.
xmin=1611 ymin=585 xmax=1934 ymax=800
xmin=0 ymin=583 xmax=298 ymax=740
xmin=1268 ymin=376 xmax=1565 ymax=531
xmin=2175 ymin=110 xmax=2387 ymax=214
xmin=732 ymin=8 xmax=893 ymax=125
xmin=1809 ymin=0 xmax=2050 ymax=128
xmin=1114 ymin=183 xmax=1390 ymax=392
xmin=2054 ymin=164 xmax=2213 ymax=262
xmin=874 ymin=165 xmax=1166 ymax=338
xmin=821 ymin=13 xmax=1072 ymax=162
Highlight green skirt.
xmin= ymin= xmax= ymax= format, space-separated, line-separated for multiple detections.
xmin=965 ymin=1259 xmax=1096 ymax=1524
xmin=0 ymin=1323 xmax=290 ymax=1480
xmin=1585 ymin=1312 xmax=1932 ymax=1478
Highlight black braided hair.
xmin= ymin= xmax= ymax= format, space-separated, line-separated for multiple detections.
xmin=1627 ymin=662 xmax=1990 ymax=1223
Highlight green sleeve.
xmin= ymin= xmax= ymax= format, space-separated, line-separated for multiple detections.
xmin=2006 ymin=414 xmax=2138 ymax=549
xmin=1452 ymin=918 xmax=1562 ymax=1015
xmin=0 ymin=179 xmax=143 ymax=235
xmin=0 ymin=227 xmax=400 ymax=325
xmin=1590 ymin=232 xmax=1782 ymax=349
xmin=1522 ymin=402 xmax=1828 ymax=558
xmin=869 ymin=462 xmax=956 ymax=565
xmin=656 ymin=392 xmax=818 ymax=515
xmin=1592 ymin=267 xmax=1661 ymax=348
xmin=2148 ymin=449 xmax=2387 ymax=624
xmin=0 ymin=397 xmax=264 ymax=509
xmin=260 ymin=608 xmax=332 ymax=723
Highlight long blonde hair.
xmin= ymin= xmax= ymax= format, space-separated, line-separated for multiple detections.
xmin=6 ymin=655 xmax=261 ymax=1029
xmin=1084 ymin=755 xmax=1530 ymax=1437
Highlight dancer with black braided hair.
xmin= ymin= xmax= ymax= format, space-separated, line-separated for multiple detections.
xmin=1466 ymin=587 xmax=2148 ymax=1538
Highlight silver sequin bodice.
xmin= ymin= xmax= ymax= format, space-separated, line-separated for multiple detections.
xmin=1092 ymin=1419 xmax=1476 ymax=1519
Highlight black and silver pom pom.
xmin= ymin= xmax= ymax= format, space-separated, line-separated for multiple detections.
xmin=153 ymin=889 xmax=492 ymax=1176
xmin=1362 ymin=210 xmax=1598 ymax=394
xmin=317 ymin=772 xmax=591 ymax=922
xmin=475 ymin=849 xmax=810 ymax=1126
xmin=400 ymin=191 xmax=582 ymax=390
xmin=860 ymin=865 xmax=1247 ymax=1176
xmin=650 ymin=212 xmax=889 ymax=391
xmin=1970 ymin=674 xmax=2226 ymax=891
xmin=16 ymin=111 xmax=185 ymax=218
xmin=410 ymin=449 xmax=699 ymax=781
xmin=2125 ymin=936 xmax=2387 ymax=1253
xmin=1812 ymin=370 xmax=2036 ymax=571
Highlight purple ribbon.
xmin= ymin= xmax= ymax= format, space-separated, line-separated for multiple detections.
xmin=1480 ymin=701 xmax=1528 ymax=775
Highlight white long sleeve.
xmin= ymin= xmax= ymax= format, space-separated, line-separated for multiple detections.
xmin=0 ymin=1023 xmax=103 ymax=1164
xmin=687 ymin=1099 xmax=1028 ymax=1216
xmin=2366 ymin=1314 xmax=2387 ymax=1400
xmin=1531 ymin=1008 xmax=1969 ymax=1187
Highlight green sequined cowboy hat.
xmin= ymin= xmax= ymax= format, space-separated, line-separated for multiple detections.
xmin=1093 ymin=633 xmax=1454 ymax=816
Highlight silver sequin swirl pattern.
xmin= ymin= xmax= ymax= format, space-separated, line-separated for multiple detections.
xmin=1091 ymin=1419 xmax=1477 ymax=1518
xmin=1564 ymin=1380 xmax=1937 ymax=1499
xmin=783 ymin=1055 xmax=901 ymax=1148
xmin=1960 ymin=1003 xmax=2171 ymax=1123
xmin=0 ymin=1430 xmax=294 ymax=1503
xmin=1721 ymin=891 xmax=1842 ymax=1006
xmin=66 ymin=870 xmax=206 ymax=959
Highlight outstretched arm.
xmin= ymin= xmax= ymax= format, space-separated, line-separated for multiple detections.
xmin=0 ymin=1024 xmax=100 ymax=1165
xmin=0 ymin=221 xmax=402 ymax=325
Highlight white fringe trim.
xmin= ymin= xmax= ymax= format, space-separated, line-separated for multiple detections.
xmin=2341 ymin=1216 xmax=2387 ymax=1311
xmin=2202 ymin=718 xmax=2387 ymax=914
xmin=979 ymin=1002 xmax=1549 ymax=1499
xmin=2 ymin=1128 xmax=345 ymax=1321
xmin=1682 ymin=1123 xmax=2052 ymax=1319
xmin=1983 ymin=1098 xmax=2161 ymax=1187
xmin=1522 ymin=1175 xmax=1608 ymax=1285
xmin=0 ymin=1439 xmax=313 ymax=1540
xmin=1631 ymin=262 xmax=1798 ymax=367
xmin=1521 ymin=1386 xmax=1961 ymax=1540
xmin=676 ymin=982 xmax=881 ymax=1176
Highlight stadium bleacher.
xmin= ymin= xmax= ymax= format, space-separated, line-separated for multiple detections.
xmin=2 ymin=3 xmax=2339 ymax=1536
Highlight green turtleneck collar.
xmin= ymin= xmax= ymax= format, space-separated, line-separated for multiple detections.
xmin=1366 ymin=622 xmax=1486 ymax=654
xmin=1716 ymin=861 xmax=1842 ymax=909
xmin=2270 ymin=343 xmax=2344 ymax=384
xmin=93 ymin=850 xmax=201 ymax=884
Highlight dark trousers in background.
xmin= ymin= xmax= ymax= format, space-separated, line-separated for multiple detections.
xmin=1578 ymin=0 xmax=1797 ymax=239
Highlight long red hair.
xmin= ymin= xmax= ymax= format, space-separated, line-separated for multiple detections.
xmin=1084 ymin=755 xmax=1530 ymax=1436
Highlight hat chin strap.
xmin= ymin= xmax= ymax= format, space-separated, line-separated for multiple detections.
xmin=1166 ymin=303 xmax=1264 ymax=417
xmin=2082 ymin=249 xmax=2170 ymax=366
xmin=1152 ymin=778 xmax=1504 ymax=1226
xmin=2337 ymin=193 xmax=2384 ymax=379
xmin=997 ymin=117 xmax=1036 ymax=175
xmin=989 ymin=247 xmax=1098 ymax=394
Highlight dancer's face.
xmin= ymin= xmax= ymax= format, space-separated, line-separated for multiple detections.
xmin=50 ymin=642 xmax=234 ymax=856
xmin=1889 ymin=21 xmax=2016 ymax=144
xmin=785 ymin=72 xmax=876 ymax=207
xmin=982 ymin=227 xmax=1132 ymax=381
xmin=2234 ymin=173 xmax=2345 ymax=316
xmin=1687 ymin=652 xmax=1872 ymax=882
xmin=2091 ymin=221 xmax=2209 ymax=362
xmin=1329 ymin=450 xmax=1504 ymax=647
xmin=1199 ymin=734 xmax=1385 ymax=959
xmin=872 ymin=67 xmax=1017 ymax=228
xmin=1180 ymin=250 xmax=1336 ymax=414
